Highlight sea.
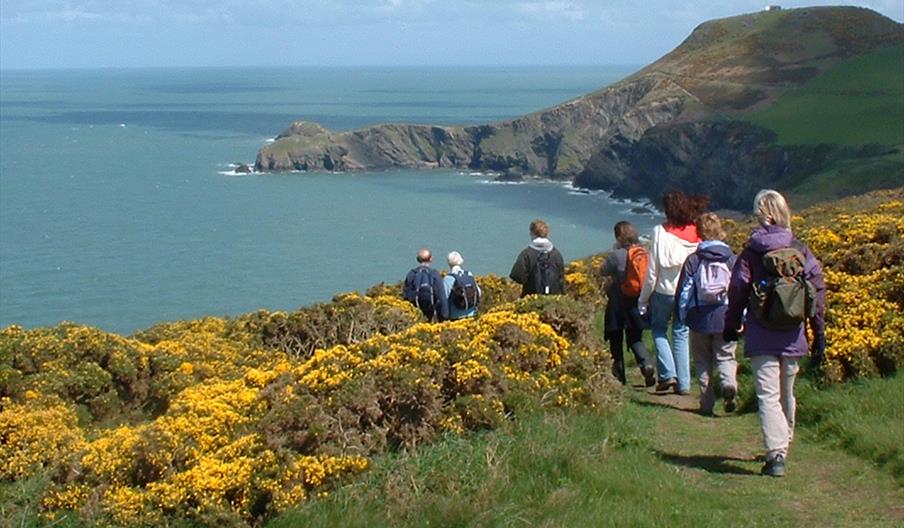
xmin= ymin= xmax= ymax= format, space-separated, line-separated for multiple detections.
xmin=0 ymin=66 xmax=661 ymax=334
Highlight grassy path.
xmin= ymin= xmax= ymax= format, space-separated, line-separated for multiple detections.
xmin=272 ymin=374 xmax=904 ymax=527
xmin=627 ymin=380 xmax=904 ymax=527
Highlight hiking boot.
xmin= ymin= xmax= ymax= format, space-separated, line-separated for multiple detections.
xmin=641 ymin=365 xmax=656 ymax=387
xmin=722 ymin=385 xmax=737 ymax=413
xmin=761 ymin=455 xmax=786 ymax=477
xmin=675 ymin=387 xmax=690 ymax=395
xmin=655 ymin=377 xmax=677 ymax=392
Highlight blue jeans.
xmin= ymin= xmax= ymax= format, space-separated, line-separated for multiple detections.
xmin=650 ymin=292 xmax=690 ymax=391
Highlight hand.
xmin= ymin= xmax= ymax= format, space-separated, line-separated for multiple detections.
xmin=722 ymin=327 xmax=740 ymax=342
xmin=811 ymin=332 xmax=826 ymax=364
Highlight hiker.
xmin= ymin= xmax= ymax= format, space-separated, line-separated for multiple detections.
xmin=402 ymin=248 xmax=448 ymax=322
xmin=443 ymin=251 xmax=481 ymax=320
xmin=724 ymin=190 xmax=826 ymax=477
xmin=600 ymin=221 xmax=656 ymax=386
xmin=509 ymin=219 xmax=565 ymax=297
xmin=675 ymin=213 xmax=738 ymax=415
xmin=638 ymin=190 xmax=708 ymax=395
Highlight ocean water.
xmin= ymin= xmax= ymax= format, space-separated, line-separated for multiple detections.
xmin=0 ymin=66 xmax=659 ymax=334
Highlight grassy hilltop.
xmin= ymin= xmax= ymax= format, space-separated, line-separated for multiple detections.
xmin=2 ymin=188 xmax=902 ymax=527
xmin=256 ymin=6 xmax=904 ymax=209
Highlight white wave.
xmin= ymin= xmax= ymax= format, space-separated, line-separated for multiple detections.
xmin=265 ymin=138 xmax=276 ymax=144
xmin=477 ymin=179 xmax=525 ymax=186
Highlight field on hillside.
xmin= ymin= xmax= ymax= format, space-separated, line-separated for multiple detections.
xmin=1 ymin=189 xmax=902 ymax=527
xmin=743 ymin=44 xmax=904 ymax=146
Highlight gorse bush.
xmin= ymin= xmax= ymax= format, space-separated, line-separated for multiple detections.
xmin=1 ymin=288 xmax=615 ymax=526
xmin=231 ymin=293 xmax=422 ymax=359
xmin=723 ymin=189 xmax=904 ymax=380
xmin=797 ymin=195 xmax=904 ymax=380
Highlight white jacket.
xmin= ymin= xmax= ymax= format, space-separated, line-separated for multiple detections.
xmin=638 ymin=224 xmax=699 ymax=305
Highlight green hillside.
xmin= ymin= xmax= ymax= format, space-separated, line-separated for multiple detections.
xmin=743 ymin=44 xmax=904 ymax=145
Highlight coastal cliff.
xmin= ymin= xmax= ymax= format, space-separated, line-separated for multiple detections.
xmin=256 ymin=7 xmax=904 ymax=209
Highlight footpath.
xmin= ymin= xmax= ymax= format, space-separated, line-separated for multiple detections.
xmin=627 ymin=382 xmax=904 ymax=527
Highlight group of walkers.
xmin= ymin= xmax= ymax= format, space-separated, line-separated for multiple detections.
xmin=402 ymin=219 xmax=565 ymax=323
xmin=401 ymin=189 xmax=826 ymax=477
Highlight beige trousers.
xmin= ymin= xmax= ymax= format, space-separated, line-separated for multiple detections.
xmin=751 ymin=355 xmax=800 ymax=460
xmin=690 ymin=331 xmax=738 ymax=413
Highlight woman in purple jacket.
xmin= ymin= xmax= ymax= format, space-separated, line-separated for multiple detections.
xmin=724 ymin=190 xmax=826 ymax=477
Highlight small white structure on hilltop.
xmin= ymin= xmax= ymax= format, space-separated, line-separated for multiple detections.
xmin=765 ymin=5 xmax=782 ymax=11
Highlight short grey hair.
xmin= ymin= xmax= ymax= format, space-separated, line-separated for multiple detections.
xmin=753 ymin=189 xmax=791 ymax=229
xmin=447 ymin=251 xmax=464 ymax=267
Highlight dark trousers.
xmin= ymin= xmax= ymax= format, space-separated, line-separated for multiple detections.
xmin=606 ymin=329 xmax=651 ymax=384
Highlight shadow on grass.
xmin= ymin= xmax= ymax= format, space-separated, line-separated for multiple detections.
xmin=631 ymin=398 xmax=701 ymax=415
xmin=656 ymin=450 xmax=761 ymax=476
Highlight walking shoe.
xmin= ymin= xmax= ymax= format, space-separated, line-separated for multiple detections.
xmin=761 ymin=455 xmax=785 ymax=477
xmin=654 ymin=377 xmax=676 ymax=392
xmin=722 ymin=385 xmax=737 ymax=413
xmin=675 ymin=387 xmax=690 ymax=395
xmin=641 ymin=365 xmax=656 ymax=387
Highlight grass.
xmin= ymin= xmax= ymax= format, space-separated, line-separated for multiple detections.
xmin=784 ymin=148 xmax=904 ymax=207
xmin=742 ymin=44 xmax=904 ymax=146
xmin=268 ymin=368 xmax=904 ymax=528
xmin=796 ymin=374 xmax=904 ymax=483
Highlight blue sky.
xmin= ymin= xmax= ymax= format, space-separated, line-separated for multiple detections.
xmin=1 ymin=1 xmax=902 ymax=69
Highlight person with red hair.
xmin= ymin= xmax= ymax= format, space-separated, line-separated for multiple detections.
xmin=638 ymin=190 xmax=708 ymax=394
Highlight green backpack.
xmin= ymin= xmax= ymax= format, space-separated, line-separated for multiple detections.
xmin=749 ymin=241 xmax=817 ymax=330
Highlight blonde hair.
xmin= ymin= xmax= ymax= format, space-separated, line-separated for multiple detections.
xmin=696 ymin=213 xmax=725 ymax=241
xmin=530 ymin=219 xmax=550 ymax=238
xmin=753 ymin=189 xmax=791 ymax=228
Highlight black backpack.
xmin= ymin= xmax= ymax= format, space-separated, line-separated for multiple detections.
xmin=412 ymin=267 xmax=436 ymax=314
xmin=530 ymin=250 xmax=561 ymax=295
xmin=450 ymin=271 xmax=480 ymax=310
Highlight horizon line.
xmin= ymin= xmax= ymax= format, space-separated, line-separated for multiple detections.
xmin=0 ymin=63 xmax=643 ymax=73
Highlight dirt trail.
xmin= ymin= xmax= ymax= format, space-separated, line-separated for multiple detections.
xmin=626 ymin=382 xmax=904 ymax=527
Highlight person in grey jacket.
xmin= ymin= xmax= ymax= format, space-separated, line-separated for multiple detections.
xmin=724 ymin=190 xmax=826 ymax=477
xmin=509 ymin=219 xmax=565 ymax=297
xmin=601 ymin=221 xmax=655 ymax=386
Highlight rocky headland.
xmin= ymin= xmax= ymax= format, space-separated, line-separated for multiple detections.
xmin=255 ymin=7 xmax=904 ymax=209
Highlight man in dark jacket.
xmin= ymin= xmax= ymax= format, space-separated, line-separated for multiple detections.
xmin=509 ymin=219 xmax=565 ymax=297
xmin=403 ymin=248 xmax=448 ymax=322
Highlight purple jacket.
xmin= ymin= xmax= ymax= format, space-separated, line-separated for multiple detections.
xmin=725 ymin=225 xmax=826 ymax=358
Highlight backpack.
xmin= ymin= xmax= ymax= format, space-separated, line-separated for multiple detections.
xmin=620 ymin=246 xmax=648 ymax=297
xmin=531 ymin=250 xmax=561 ymax=295
xmin=405 ymin=267 xmax=436 ymax=315
xmin=749 ymin=241 xmax=817 ymax=330
xmin=693 ymin=258 xmax=731 ymax=306
xmin=450 ymin=271 xmax=480 ymax=310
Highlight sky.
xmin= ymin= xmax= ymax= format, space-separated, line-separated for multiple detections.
xmin=1 ymin=1 xmax=902 ymax=69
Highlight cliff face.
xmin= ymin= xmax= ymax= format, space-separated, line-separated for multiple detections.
xmin=255 ymin=7 xmax=904 ymax=208
xmin=255 ymin=76 xmax=687 ymax=177
xmin=576 ymin=122 xmax=789 ymax=209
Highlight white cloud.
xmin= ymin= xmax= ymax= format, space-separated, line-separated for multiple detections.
xmin=518 ymin=1 xmax=585 ymax=21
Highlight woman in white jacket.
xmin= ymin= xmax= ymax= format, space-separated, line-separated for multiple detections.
xmin=638 ymin=191 xmax=708 ymax=394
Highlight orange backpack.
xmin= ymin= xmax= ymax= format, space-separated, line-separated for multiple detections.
xmin=620 ymin=245 xmax=648 ymax=297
